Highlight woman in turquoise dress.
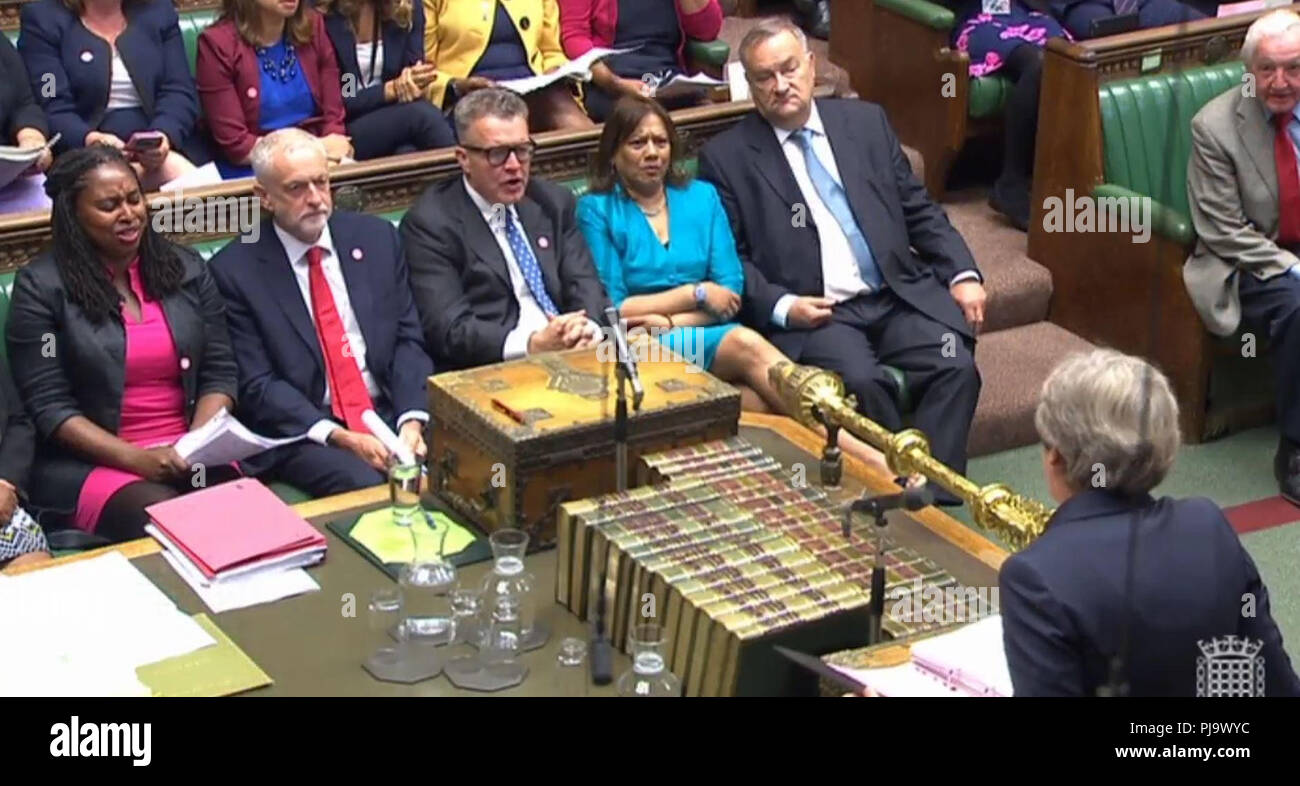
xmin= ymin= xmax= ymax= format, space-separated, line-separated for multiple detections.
xmin=577 ymin=94 xmax=885 ymax=470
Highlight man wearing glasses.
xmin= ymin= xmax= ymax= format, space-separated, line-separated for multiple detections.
xmin=400 ymin=88 xmax=609 ymax=370
xmin=699 ymin=19 xmax=985 ymax=501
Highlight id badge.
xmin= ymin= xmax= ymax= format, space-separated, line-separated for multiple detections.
xmin=982 ymin=0 xmax=1012 ymax=14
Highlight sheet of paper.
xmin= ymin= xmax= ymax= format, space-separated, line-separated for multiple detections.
xmin=727 ymin=61 xmax=750 ymax=102
xmin=909 ymin=614 xmax=1013 ymax=697
xmin=832 ymin=662 xmax=972 ymax=697
xmin=159 ymin=161 xmax=223 ymax=191
xmin=497 ymin=46 xmax=639 ymax=95
xmin=161 ymin=550 xmax=319 ymax=614
xmin=0 ymin=551 xmax=214 ymax=696
xmin=0 ymin=134 xmax=60 ymax=192
xmin=349 ymin=508 xmax=477 ymax=564
xmin=173 ymin=409 xmax=304 ymax=465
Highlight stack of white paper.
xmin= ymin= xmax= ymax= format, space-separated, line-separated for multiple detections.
xmin=829 ymin=615 xmax=1013 ymax=697
xmin=0 ymin=552 xmax=214 ymax=696
xmin=173 ymin=409 xmax=304 ymax=466
xmin=157 ymin=548 xmax=319 ymax=614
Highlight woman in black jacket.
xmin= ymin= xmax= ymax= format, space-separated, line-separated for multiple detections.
xmin=6 ymin=146 xmax=240 ymax=542
xmin=320 ymin=0 xmax=456 ymax=156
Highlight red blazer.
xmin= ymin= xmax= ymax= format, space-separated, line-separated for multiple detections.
xmin=195 ymin=12 xmax=347 ymax=164
xmin=557 ymin=0 xmax=722 ymax=70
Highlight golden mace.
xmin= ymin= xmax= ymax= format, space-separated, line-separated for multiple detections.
xmin=770 ymin=361 xmax=1053 ymax=550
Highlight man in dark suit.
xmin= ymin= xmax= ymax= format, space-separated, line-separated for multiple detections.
xmin=1001 ymin=349 xmax=1300 ymax=696
xmin=210 ymin=128 xmax=434 ymax=497
xmin=699 ymin=19 xmax=986 ymax=484
xmin=400 ymin=88 xmax=609 ymax=370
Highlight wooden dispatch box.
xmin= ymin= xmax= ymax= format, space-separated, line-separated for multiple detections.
xmin=428 ymin=345 xmax=741 ymax=548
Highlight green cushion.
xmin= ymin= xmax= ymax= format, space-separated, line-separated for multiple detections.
xmin=1091 ymin=183 xmax=1194 ymax=246
xmin=1098 ymin=61 xmax=1244 ymax=218
xmin=179 ymin=10 xmax=218 ymax=76
xmin=685 ymin=39 xmax=729 ymax=68
xmin=877 ymin=0 xmax=955 ymax=30
xmin=967 ymin=75 xmax=1011 ymax=120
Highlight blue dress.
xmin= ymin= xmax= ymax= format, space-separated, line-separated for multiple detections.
xmin=216 ymin=38 xmax=317 ymax=179
xmin=577 ymin=179 xmax=744 ymax=372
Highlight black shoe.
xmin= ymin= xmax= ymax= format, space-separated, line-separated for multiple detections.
xmin=1274 ymin=439 xmax=1300 ymax=506
xmin=989 ymin=177 xmax=1030 ymax=232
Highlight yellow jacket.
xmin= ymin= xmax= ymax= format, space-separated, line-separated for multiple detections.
xmin=423 ymin=0 xmax=570 ymax=108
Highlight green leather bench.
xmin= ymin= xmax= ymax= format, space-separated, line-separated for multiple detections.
xmin=1030 ymin=61 xmax=1273 ymax=442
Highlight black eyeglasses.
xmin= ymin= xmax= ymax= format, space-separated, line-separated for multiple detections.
xmin=461 ymin=141 xmax=537 ymax=166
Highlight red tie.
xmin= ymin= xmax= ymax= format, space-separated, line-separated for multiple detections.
xmin=305 ymin=246 xmax=374 ymax=433
xmin=1273 ymin=113 xmax=1300 ymax=248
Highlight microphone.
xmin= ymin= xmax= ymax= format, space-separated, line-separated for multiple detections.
xmin=604 ymin=306 xmax=644 ymax=409
xmin=854 ymin=486 xmax=934 ymax=519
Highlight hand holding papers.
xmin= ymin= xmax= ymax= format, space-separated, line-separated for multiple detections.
xmin=362 ymin=409 xmax=416 ymax=467
xmin=647 ymin=72 xmax=727 ymax=101
xmin=173 ymin=409 xmax=304 ymax=466
xmin=497 ymin=47 xmax=639 ymax=95
xmin=0 ymin=132 xmax=60 ymax=191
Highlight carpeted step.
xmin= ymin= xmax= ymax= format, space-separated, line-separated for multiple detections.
xmin=969 ymin=322 xmax=1097 ymax=457
xmin=943 ymin=188 xmax=1053 ymax=334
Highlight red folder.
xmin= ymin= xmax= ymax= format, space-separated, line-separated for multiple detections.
xmin=146 ymin=480 xmax=326 ymax=581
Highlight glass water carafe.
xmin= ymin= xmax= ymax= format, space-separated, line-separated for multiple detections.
xmin=479 ymin=529 xmax=536 ymax=643
xmin=616 ymin=624 xmax=681 ymax=697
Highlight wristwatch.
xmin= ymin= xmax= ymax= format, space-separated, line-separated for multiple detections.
xmin=694 ymin=283 xmax=708 ymax=310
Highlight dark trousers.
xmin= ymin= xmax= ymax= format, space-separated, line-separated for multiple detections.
xmin=1239 ymin=270 xmax=1300 ymax=444
xmin=347 ymin=101 xmax=456 ymax=160
xmin=790 ymin=291 xmax=981 ymax=477
xmin=1062 ymin=0 xmax=1205 ymax=39
xmin=249 ymin=442 xmax=386 ymax=498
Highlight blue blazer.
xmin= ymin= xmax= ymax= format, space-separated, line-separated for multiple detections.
xmin=18 ymin=0 xmax=199 ymax=151
xmin=999 ymin=489 xmax=1300 ymax=696
xmin=208 ymin=211 xmax=434 ymax=445
xmin=323 ymin=3 xmax=426 ymax=120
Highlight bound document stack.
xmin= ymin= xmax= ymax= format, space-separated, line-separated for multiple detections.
xmin=832 ymin=615 xmax=1014 ymax=697
xmin=146 ymin=480 xmax=325 ymax=612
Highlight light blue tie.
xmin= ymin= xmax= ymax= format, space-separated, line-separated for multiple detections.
xmin=792 ymin=128 xmax=883 ymax=291
xmin=504 ymin=212 xmax=559 ymax=317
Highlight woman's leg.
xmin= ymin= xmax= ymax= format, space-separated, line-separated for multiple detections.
xmin=94 ymin=481 xmax=181 ymax=543
xmin=348 ymin=102 xmax=457 ymax=160
xmin=525 ymin=84 xmax=596 ymax=132
xmin=989 ymin=43 xmax=1043 ymax=231
xmin=710 ymin=326 xmax=891 ymax=474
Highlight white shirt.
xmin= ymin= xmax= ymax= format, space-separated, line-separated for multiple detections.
xmin=356 ymin=39 xmax=385 ymax=89
xmin=463 ymin=177 xmax=600 ymax=359
xmin=273 ymin=222 xmax=428 ymax=444
xmin=767 ymin=102 xmax=980 ymax=327
xmin=105 ymin=48 xmax=142 ymax=110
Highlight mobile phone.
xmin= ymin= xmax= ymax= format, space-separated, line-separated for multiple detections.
xmin=127 ymin=132 xmax=165 ymax=151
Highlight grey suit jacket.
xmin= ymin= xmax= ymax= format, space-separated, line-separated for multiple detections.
xmin=1186 ymin=87 xmax=1300 ymax=336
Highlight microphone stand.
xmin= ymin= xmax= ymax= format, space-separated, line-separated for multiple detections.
xmin=844 ymin=496 xmax=892 ymax=647
xmin=592 ymin=309 xmax=643 ymax=687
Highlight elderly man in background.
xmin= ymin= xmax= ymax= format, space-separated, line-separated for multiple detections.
xmin=999 ymin=349 xmax=1300 ymax=696
xmin=1186 ymin=9 xmax=1300 ymax=505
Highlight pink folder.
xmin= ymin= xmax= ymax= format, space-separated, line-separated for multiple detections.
xmin=146 ymin=480 xmax=326 ymax=580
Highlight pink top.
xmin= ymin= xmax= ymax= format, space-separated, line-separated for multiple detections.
xmin=557 ymin=0 xmax=723 ymax=68
xmin=74 ymin=259 xmax=191 ymax=532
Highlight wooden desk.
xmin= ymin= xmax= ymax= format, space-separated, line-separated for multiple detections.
xmin=10 ymin=414 xmax=1007 ymax=696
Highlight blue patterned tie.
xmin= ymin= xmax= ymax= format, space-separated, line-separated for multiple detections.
xmin=792 ymin=128 xmax=883 ymax=291
xmin=504 ymin=212 xmax=559 ymax=317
